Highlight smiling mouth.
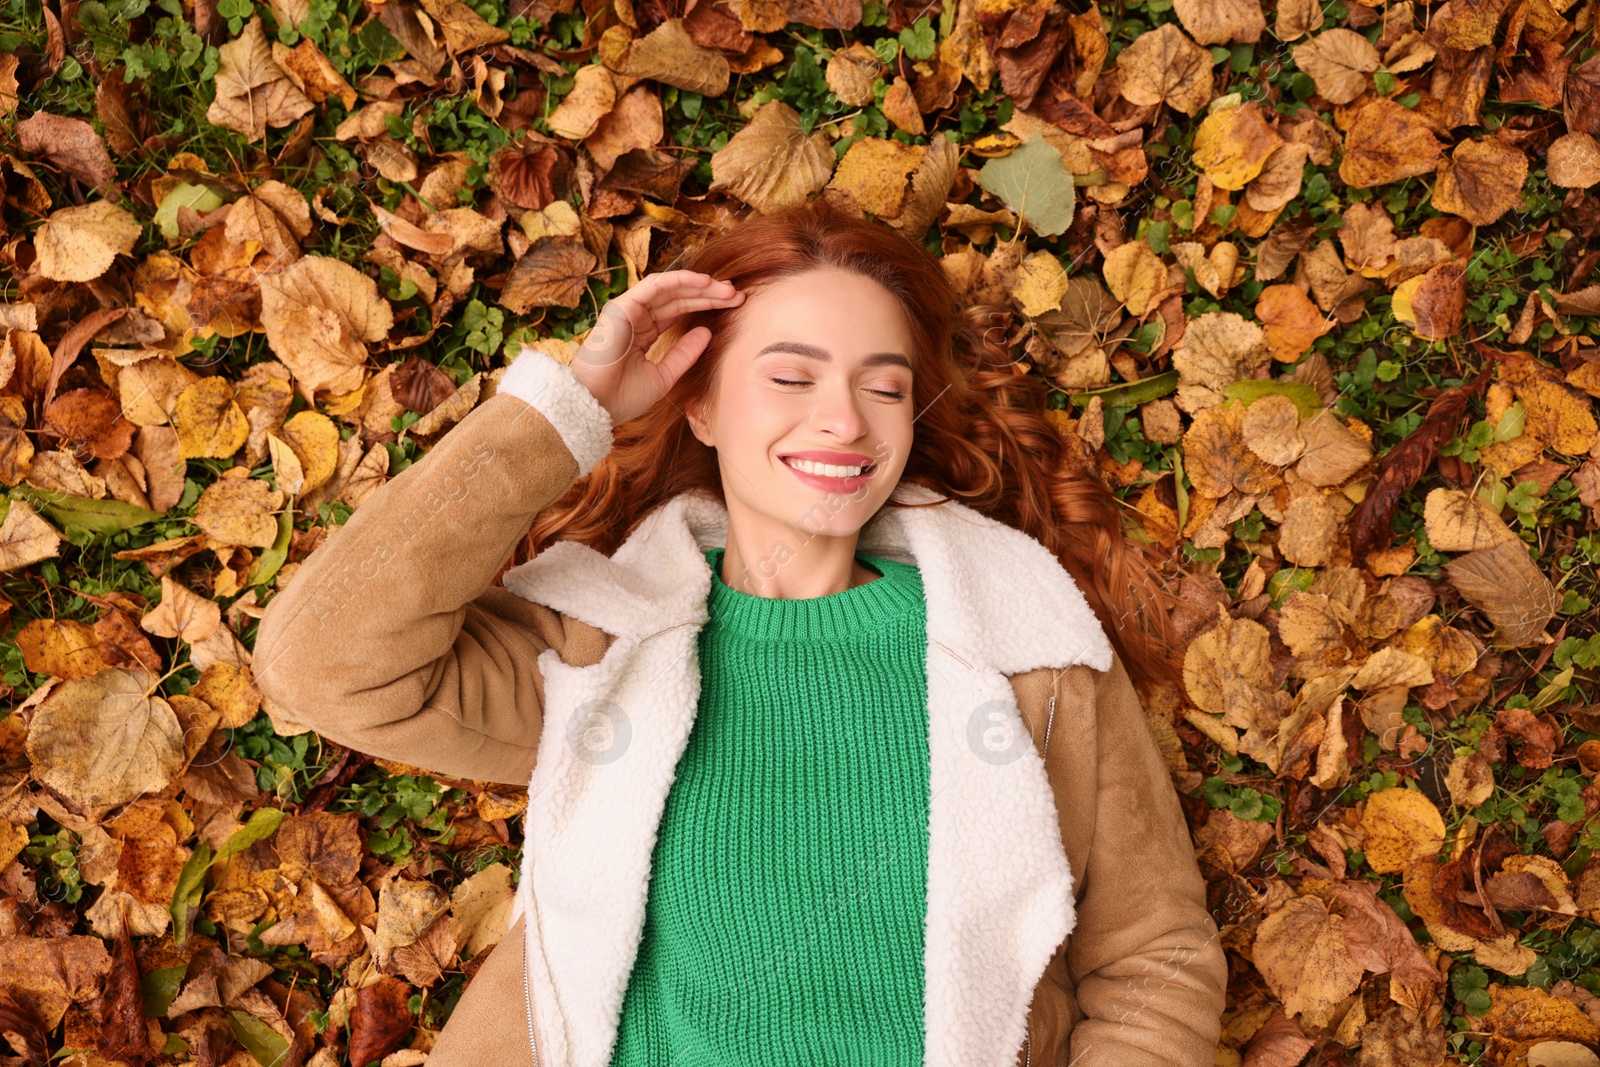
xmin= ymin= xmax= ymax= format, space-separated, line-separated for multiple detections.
xmin=781 ymin=456 xmax=876 ymax=477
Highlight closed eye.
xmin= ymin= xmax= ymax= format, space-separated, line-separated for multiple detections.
xmin=770 ymin=377 xmax=907 ymax=400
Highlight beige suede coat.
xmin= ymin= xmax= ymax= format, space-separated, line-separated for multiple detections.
xmin=253 ymin=349 xmax=1228 ymax=1067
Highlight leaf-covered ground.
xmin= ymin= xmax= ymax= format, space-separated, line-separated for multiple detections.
xmin=2 ymin=0 xmax=1600 ymax=1063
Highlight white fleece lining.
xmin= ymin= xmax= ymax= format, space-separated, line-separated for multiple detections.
xmin=498 ymin=346 xmax=616 ymax=479
xmin=500 ymin=397 xmax=1115 ymax=1067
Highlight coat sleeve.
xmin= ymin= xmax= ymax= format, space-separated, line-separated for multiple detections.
xmin=1064 ymin=653 xmax=1229 ymax=1066
xmin=251 ymin=347 xmax=615 ymax=786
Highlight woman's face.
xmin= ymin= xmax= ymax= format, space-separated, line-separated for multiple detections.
xmin=685 ymin=266 xmax=918 ymax=544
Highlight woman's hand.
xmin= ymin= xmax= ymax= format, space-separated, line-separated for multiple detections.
xmin=568 ymin=270 xmax=745 ymax=425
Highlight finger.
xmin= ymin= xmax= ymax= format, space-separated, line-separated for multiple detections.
xmin=632 ymin=271 xmax=738 ymax=303
xmin=653 ymin=325 xmax=713 ymax=387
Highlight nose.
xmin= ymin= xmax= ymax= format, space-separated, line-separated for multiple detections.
xmin=807 ymin=382 xmax=869 ymax=442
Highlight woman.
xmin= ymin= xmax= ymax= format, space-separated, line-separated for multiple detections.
xmin=253 ymin=199 xmax=1227 ymax=1067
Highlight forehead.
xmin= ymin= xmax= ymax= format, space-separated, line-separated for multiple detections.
xmin=731 ymin=270 xmax=915 ymax=355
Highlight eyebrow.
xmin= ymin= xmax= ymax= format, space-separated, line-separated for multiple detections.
xmin=754 ymin=340 xmax=913 ymax=371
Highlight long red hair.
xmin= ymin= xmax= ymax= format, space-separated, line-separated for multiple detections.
xmin=511 ymin=198 xmax=1181 ymax=689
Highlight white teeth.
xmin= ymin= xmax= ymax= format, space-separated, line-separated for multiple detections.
xmin=784 ymin=457 xmax=867 ymax=478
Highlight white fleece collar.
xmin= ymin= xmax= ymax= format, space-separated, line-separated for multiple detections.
xmin=501 ymin=480 xmax=1113 ymax=677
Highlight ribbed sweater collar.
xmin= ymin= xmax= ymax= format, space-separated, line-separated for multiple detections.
xmin=703 ymin=546 xmax=923 ymax=642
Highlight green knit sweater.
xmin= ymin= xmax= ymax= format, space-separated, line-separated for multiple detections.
xmin=607 ymin=545 xmax=930 ymax=1066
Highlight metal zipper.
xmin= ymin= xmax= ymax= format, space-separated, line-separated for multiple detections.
xmin=1023 ymin=1029 xmax=1032 ymax=1067
xmin=522 ymin=926 xmax=542 ymax=1067
xmin=1043 ymin=667 xmax=1062 ymax=754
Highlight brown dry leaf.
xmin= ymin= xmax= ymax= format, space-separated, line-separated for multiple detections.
xmin=258 ymin=255 xmax=395 ymax=399
xmin=0 ymin=937 xmax=113 ymax=1030
xmin=1444 ymin=538 xmax=1561 ymax=647
xmin=1242 ymin=394 xmax=1305 ymax=465
xmin=1480 ymin=985 xmax=1600 ymax=1065
xmin=140 ymin=573 xmax=222 ymax=643
xmin=1546 ymin=132 xmax=1600 ymax=188
xmin=1251 ymin=895 xmax=1365 ymax=1019
xmin=44 ymin=389 xmax=134 ymax=460
xmin=1278 ymin=591 xmax=1345 ymax=658
xmin=35 ymin=200 xmax=141 ymax=283
xmin=825 ymin=42 xmax=882 ymax=107
xmin=584 ymin=84 xmax=664 ymax=173
xmin=192 ymin=475 xmax=284 ymax=549
xmin=1245 ymin=142 xmax=1309 ymax=212
xmin=1339 ymin=98 xmax=1445 ymax=189
xmin=371 ymin=875 xmax=450 ymax=971
xmin=1338 ymin=201 xmax=1397 ymax=275
xmin=1101 ymin=239 xmax=1165 ymax=316
xmin=1292 ymin=29 xmax=1379 ymax=105
xmin=26 ymin=668 xmax=186 ymax=810
xmin=626 ymin=18 xmax=731 ymax=96
xmin=1393 ymin=260 xmax=1466 ymax=340
xmin=1351 ymin=646 xmax=1434 ymax=691
xmin=206 ymin=16 xmax=314 ymax=141
xmin=226 ymin=180 xmax=312 ymax=267
xmin=16 ymin=619 xmax=108 ymax=680
xmin=1279 ymin=492 xmax=1343 ymax=567
xmin=1115 ymin=22 xmax=1212 ymax=116
xmin=1360 ymin=785 xmax=1445 ymax=873
xmin=1185 ymin=402 xmax=1282 ymax=498
xmin=1423 ymin=487 xmax=1518 ymax=552
xmin=1192 ymin=103 xmax=1283 ymax=190
xmin=546 ymin=64 xmax=618 ymax=141
xmin=1433 ymin=138 xmax=1529 ymax=226
xmin=1296 ymin=410 xmax=1372 ymax=486
xmin=1183 ymin=609 xmax=1279 ymax=729
xmin=1513 ymin=377 xmax=1599 ymax=456
xmin=1173 ymin=0 xmax=1264 ymax=45
xmin=827 ymin=137 xmax=923 ymax=220
xmin=172 ymin=377 xmax=250 ymax=461
xmin=1446 ymin=750 xmax=1495 ymax=808
xmin=1172 ymin=312 xmax=1269 ymax=413
xmin=0 ymin=498 xmax=63 ymax=573
xmin=15 ymin=111 xmax=116 ymax=191
xmin=1275 ymin=0 xmax=1324 ymax=41
xmin=416 ymin=0 xmax=508 ymax=52
xmin=499 ymin=237 xmax=599 ymax=312
xmin=708 ymin=100 xmax=835 ymax=214
xmin=272 ymin=37 xmax=358 ymax=109
xmin=1255 ymin=284 xmax=1331 ymax=363
xmin=449 ymin=863 xmax=514 ymax=958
